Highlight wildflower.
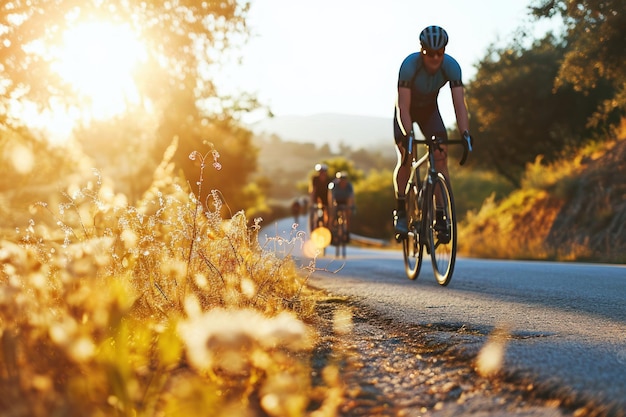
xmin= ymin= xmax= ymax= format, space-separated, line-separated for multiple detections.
xmin=178 ymin=308 xmax=312 ymax=374
xmin=120 ymin=229 xmax=138 ymax=249
xmin=240 ymin=277 xmax=256 ymax=299
xmin=69 ymin=336 xmax=96 ymax=362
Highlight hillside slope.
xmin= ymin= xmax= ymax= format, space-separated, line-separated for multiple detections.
xmin=460 ymin=137 xmax=626 ymax=263
xmin=545 ymin=138 xmax=626 ymax=262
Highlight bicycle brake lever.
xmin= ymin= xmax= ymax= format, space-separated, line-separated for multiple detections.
xmin=465 ymin=135 xmax=473 ymax=152
xmin=459 ymin=150 xmax=468 ymax=166
xmin=458 ymin=133 xmax=472 ymax=166
xmin=459 ymin=140 xmax=469 ymax=166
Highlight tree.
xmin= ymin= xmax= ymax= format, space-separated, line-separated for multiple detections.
xmin=1 ymin=0 xmax=249 ymax=112
xmin=322 ymin=156 xmax=364 ymax=184
xmin=467 ymin=34 xmax=612 ymax=187
xmin=530 ymin=0 xmax=626 ymax=128
xmin=0 ymin=0 xmax=262 ymax=213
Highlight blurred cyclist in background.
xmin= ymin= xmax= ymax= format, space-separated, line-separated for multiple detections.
xmin=291 ymin=198 xmax=301 ymax=224
xmin=309 ymin=163 xmax=332 ymax=230
xmin=392 ymin=25 xmax=473 ymax=235
xmin=328 ymin=171 xmax=355 ymax=237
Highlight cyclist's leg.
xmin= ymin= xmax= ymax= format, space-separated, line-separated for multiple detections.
xmin=393 ymin=113 xmax=411 ymax=202
xmin=417 ymin=106 xmax=449 ymax=208
xmin=393 ymin=112 xmax=411 ymax=233
xmin=326 ymin=204 xmax=331 ymax=227
xmin=420 ymin=107 xmax=448 ymax=176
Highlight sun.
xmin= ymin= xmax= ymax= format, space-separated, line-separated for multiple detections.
xmin=52 ymin=21 xmax=146 ymax=120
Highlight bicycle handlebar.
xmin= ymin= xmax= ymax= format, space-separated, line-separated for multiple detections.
xmin=410 ymin=135 xmax=473 ymax=166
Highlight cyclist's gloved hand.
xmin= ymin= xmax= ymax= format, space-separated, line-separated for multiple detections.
xmin=403 ymin=133 xmax=414 ymax=149
xmin=463 ymin=130 xmax=473 ymax=152
xmin=401 ymin=133 xmax=413 ymax=165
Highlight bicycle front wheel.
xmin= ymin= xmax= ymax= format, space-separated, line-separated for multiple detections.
xmin=427 ymin=173 xmax=457 ymax=286
xmin=403 ymin=183 xmax=424 ymax=280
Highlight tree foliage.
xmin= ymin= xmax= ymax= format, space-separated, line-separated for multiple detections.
xmin=467 ymin=34 xmax=613 ymax=187
xmin=352 ymin=169 xmax=395 ymax=239
xmin=530 ymin=0 xmax=626 ymax=127
xmin=1 ymin=0 xmax=262 ymax=213
xmin=1 ymin=0 xmax=249 ymax=110
xmin=466 ymin=0 xmax=624 ymax=187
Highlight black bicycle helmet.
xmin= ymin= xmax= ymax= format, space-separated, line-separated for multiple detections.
xmin=419 ymin=25 xmax=448 ymax=50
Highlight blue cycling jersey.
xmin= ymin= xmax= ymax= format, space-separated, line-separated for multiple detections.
xmin=397 ymin=53 xmax=463 ymax=115
xmin=329 ymin=180 xmax=353 ymax=205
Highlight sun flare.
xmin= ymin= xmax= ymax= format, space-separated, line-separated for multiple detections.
xmin=52 ymin=21 xmax=146 ymax=120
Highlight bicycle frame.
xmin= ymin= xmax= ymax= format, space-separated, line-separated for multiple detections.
xmin=310 ymin=202 xmax=327 ymax=229
xmin=401 ymin=134 xmax=469 ymax=284
xmin=405 ymin=135 xmax=469 ymax=204
xmin=405 ymin=139 xmax=434 ymax=198
xmin=332 ymin=203 xmax=349 ymax=258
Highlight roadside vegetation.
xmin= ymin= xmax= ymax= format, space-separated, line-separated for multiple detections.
xmin=0 ymin=144 xmax=344 ymax=416
xmin=0 ymin=3 xmax=344 ymax=415
xmin=459 ymin=127 xmax=626 ymax=263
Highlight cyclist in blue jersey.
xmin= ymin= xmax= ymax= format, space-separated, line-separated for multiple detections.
xmin=309 ymin=163 xmax=332 ymax=230
xmin=328 ymin=171 xmax=355 ymax=238
xmin=393 ymin=25 xmax=473 ymax=235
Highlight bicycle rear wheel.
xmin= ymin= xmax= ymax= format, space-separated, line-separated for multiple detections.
xmin=403 ymin=183 xmax=424 ymax=280
xmin=427 ymin=173 xmax=457 ymax=286
xmin=334 ymin=210 xmax=348 ymax=258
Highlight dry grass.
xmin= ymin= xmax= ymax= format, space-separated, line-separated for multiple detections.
xmin=0 ymin=147 xmax=343 ymax=416
xmin=458 ymin=189 xmax=564 ymax=260
xmin=459 ymin=129 xmax=626 ymax=263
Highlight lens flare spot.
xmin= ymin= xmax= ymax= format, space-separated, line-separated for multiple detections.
xmin=8 ymin=144 xmax=35 ymax=175
xmin=310 ymin=227 xmax=331 ymax=249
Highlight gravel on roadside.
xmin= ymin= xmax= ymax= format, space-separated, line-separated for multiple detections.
xmin=309 ymin=291 xmax=623 ymax=417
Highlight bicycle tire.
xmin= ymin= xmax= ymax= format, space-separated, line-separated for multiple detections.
xmin=427 ymin=173 xmax=456 ymax=286
xmin=335 ymin=209 xmax=348 ymax=258
xmin=403 ymin=182 xmax=424 ymax=280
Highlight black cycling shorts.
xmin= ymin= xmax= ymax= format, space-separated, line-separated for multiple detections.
xmin=393 ymin=105 xmax=447 ymax=147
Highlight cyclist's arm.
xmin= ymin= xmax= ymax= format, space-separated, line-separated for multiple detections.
xmin=451 ymin=86 xmax=469 ymax=135
xmin=327 ymin=183 xmax=335 ymax=207
xmin=396 ymin=87 xmax=413 ymax=138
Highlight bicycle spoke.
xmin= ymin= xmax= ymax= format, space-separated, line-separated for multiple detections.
xmin=403 ymin=184 xmax=423 ymax=280
xmin=428 ymin=173 xmax=456 ymax=286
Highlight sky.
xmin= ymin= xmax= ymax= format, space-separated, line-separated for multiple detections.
xmin=222 ymin=0 xmax=561 ymax=127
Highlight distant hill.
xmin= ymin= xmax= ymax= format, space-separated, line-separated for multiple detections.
xmin=249 ymin=113 xmax=393 ymax=153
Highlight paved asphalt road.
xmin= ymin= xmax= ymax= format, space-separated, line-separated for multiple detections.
xmin=260 ymin=219 xmax=626 ymax=411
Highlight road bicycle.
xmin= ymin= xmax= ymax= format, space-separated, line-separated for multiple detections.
xmin=331 ymin=203 xmax=349 ymax=258
xmin=399 ymin=134 xmax=471 ymax=285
